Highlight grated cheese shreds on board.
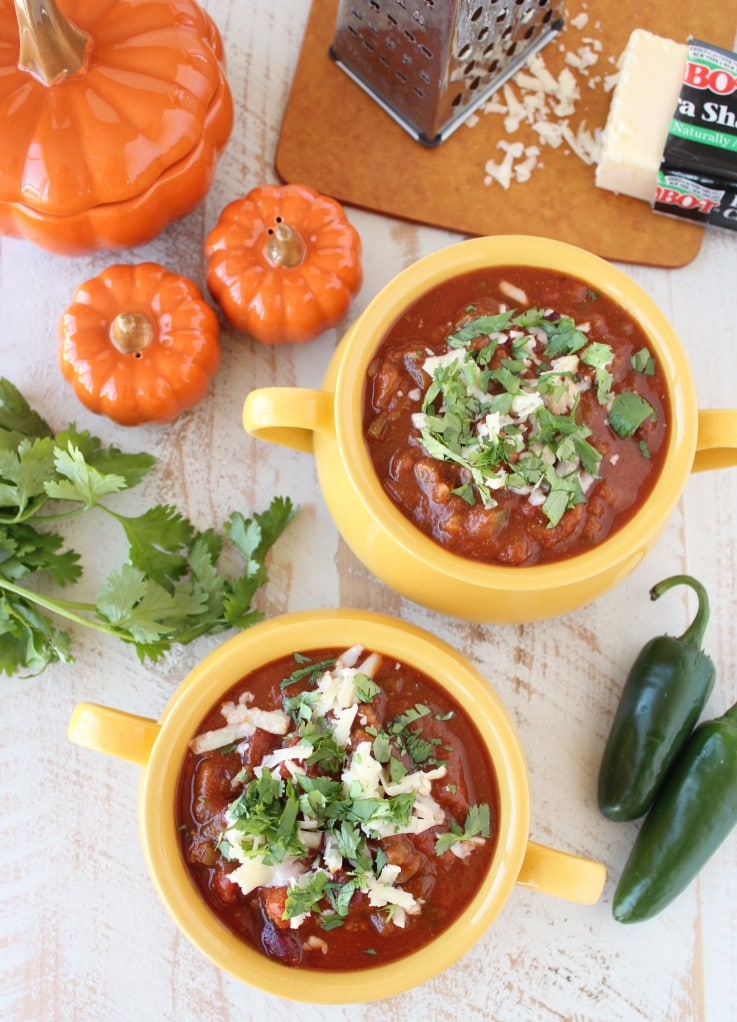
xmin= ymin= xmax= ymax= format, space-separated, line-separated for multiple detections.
xmin=468 ymin=5 xmax=613 ymax=189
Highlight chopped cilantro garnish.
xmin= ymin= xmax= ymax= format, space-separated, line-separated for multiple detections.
xmin=319 ymin=914 xmax=345 ymax=931
xmin=395 ymin=703 xmax=431 ymax=726
xmin=284 ymin=872 xmax=329 ymax=920
xmin=280 ymin=654 xmax=337 ymax=690
xmin=540 ymin=316 xmax=588 ymax=356
xmin=411 ymin=301 xmax=660 ymax=529
xmin=582 ymin=342 xmax=614 ymax=370
xmin=212 ymin=654 xmax=493 ymax=939
xmin=371 ymin=730 xmax=392 ymax=763
xmin=435 ymin=803 xmax=491 ymax=855
xmin=631 ymin=346 xmax=655 ymax=375
xmin=447 ymin=312 xmax=514 ymax=346
xmin=354 ymin=672 xmax=381 ymax=703
xmin=609 ymin=391 xmax=656 ymax=438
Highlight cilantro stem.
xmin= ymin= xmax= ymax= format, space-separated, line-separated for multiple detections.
xmin=15 ymin=507 xmax=88 ymax=523
xmin=0 ymin=577 xmax=115 ymax=637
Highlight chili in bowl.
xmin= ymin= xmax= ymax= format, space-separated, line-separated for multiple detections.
xmin=242 ymin=236 xmax=737 ymax=623
xmin=68 ymin=610 xmax=606 ymax=1003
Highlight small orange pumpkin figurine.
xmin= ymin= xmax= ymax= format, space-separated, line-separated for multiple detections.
xmin=59 ymin=263 xmax=221 ymax=426
xmin=205 ymin=184 xmax=363 ymax=345
xmin=0 ymin=0 xmax=233 ymax=254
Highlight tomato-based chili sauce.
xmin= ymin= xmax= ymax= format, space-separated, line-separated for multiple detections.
xmin=176 ymin=646 xmax=498 ymax=970
xmin=363 ymin=267 xmax=670 ymax=567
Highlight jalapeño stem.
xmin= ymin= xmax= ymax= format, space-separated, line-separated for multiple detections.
xmin=649 ymin=574 xmax=710 ymax=649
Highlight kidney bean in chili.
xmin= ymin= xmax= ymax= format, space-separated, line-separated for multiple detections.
xmin=598 ymin=575 xmax=716 ymax=822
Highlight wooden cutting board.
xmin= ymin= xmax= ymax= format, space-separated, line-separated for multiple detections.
xmin=276 ymin=0 xmax=737 ymax=267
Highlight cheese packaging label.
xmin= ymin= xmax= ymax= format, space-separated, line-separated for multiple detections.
xmin=655 ymin=39 xmax=737 ymax=230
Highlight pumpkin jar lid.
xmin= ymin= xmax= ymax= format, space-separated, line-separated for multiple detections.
xmin=0 ymin=0 xmax=233 ymax=252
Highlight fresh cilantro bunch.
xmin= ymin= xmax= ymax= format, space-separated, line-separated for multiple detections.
xmin=0 ymin=378 xmax=296 ymax=676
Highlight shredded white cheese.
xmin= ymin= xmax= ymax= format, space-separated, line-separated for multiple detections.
xmin=471 ymin=13 xmax=605 ymax=188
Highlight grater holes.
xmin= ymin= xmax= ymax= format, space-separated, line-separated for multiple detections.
xmin=331 ymin=0 xmax=565 ymax=142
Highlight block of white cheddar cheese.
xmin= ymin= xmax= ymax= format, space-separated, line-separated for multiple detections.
xmin=595 ymin=30 xmax=687 ymax=202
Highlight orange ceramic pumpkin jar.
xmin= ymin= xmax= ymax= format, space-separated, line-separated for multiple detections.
xmin=0 ymin=0 xmax=233 ymax=254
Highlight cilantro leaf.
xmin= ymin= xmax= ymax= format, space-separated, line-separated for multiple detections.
xmin=0 ymin=594 xmax=73 ymax=677
xmin=434 ymin=803 xmax=491 ymax=855
xmin=53 ymin=427 xmax=155 ymax=488
xmin=0 ymin=378 xmax=52 ymax=439
xmin=609 ymin=392 xmax=656 ymax=438
xmin=541 ymin=317 xmax=588 ymax=356
xmin=106 ymin=504 xmax=194 ymax=589
xmin=447 ymin=312 xmax=514 ymax=346
xmin=0 ymin=523 xmax=81 ymax=587
xmin=46 ymin=444 xmax=129 ymax=508
xmin=0 ymin=437 xmax=57 ymax=519
xmin=631 ymin=347 xmax=655 ymax=375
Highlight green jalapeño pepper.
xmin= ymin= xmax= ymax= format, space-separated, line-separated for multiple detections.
xmin=598 ymin=575 xmax=715 ymax=821
xmin=613 ymin=701 xmax=737 ymax=922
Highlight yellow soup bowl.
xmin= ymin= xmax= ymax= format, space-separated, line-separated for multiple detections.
xmin=68 ymin=609 xmax=605 ymax=1004
xmin=243 ymin=235 xmax=737 ymax=624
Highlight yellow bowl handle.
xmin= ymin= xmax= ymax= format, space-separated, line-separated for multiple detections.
xmin=68 ymin=703 xmax=159 ymax=767
xmin=516 ymin=840 xmax=607 ymax=905
xmin=693 ymin=409 xmax=737 ymax=472
xmin=242 ymin=387 xmax=334 ymax=454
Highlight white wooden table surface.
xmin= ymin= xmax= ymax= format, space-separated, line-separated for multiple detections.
xmin=2 ymin=3 xmax=737 ymax=1020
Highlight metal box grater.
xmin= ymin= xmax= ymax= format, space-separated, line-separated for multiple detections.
xmin=329 ymin=0 xmax=565 ymax=147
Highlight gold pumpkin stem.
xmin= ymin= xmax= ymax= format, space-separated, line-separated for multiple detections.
xmin=264 ymin=221 xmax=305 ymax=268
xmin=15 ymin=0 xmax=91 ymax=86
xmin=110 ymin=313 xmax=155 ymax=356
